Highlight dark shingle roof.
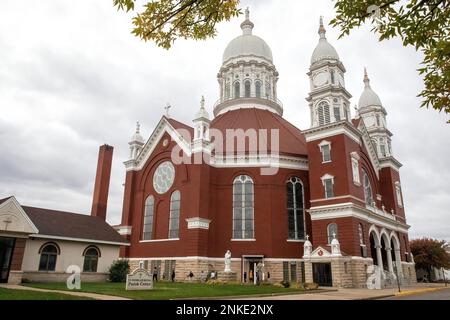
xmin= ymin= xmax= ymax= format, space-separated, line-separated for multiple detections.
xmin=22 ymin=206 xmax=127 ymax=244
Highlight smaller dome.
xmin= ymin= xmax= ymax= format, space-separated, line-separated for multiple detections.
xmin=194 ymin=96 xmax=210 ymax=120
xmin=131 ymin=122 xmax=144 ymax=143
xmin=311 ymin=17 xmax=340 ymax=64
xmin=358 ymin=69 xmax=382 ymax=108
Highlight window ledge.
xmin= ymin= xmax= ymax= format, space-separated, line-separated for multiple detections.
xmin=353 ymin=181 xmax=361 ymax=187
xmin=231 ymin=239 xmax=256 ymax=242
xmin=322 ymin=160 xmax=332 ymax=164
xmin=140 ymin=238 xmax=180 ymax=243
xmin=287 ymin=239 xmax=305 ymax=243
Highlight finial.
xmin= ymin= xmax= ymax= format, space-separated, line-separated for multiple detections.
xmin=200 ymin=95 xmax=205 ymax=109
xmin=241 ymin=7 xmax=254 ymax=35
xmin=164 ymin=103 xmax=172 ymax=117
xmin=306 ymin=235 xmax=310 ymax=241
xmin=136 ymin=121 xmax=140 ymax=134
xmin=319 ymin=16 xmax=326 ymax=38
xmin=332 ymin=232 xmax=337 ymax=239
xmin=364 ymin=67 xmax=371 ymax=88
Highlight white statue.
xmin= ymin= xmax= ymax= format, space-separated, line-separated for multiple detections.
xmin=224 ymin=250 xmax=232 ymax=273
xmin=331 ymin=233 xmax=342 ymax=256
xmin=303 ymin=235 xmax=313 ymax=258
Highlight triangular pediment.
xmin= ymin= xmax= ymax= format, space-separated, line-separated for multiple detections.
xmin=310 ymin=246 xmax=332 ymax=258
xmin=125 ymin=117 xmax=193 ymax=171
xmin=0 ymin=196 xmax=39 ymax=234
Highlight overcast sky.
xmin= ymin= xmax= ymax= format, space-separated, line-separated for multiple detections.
xmin=0 ymin=0 xmax=448 ymax=241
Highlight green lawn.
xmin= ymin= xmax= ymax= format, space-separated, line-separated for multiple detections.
xmin=24 ymin=282 xmax=305 ymax=300
xmin=0 ymin=287 xmax=91 ymax=300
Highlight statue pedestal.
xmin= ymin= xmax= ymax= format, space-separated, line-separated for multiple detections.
xmin=217 ymin=271 xmax=238 ymax=282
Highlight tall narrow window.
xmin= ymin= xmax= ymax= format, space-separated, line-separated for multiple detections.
xmin=265 ymin=83 xmax=271 ymax=98
xmin=168 ymin=191 xmax=181 ymax=239
xmin=330 ymin=70 xmax=335 ymax=84
xmin=380 ymin=138 xmax=387 ymax=157
xmin=395 ymin=182 xmax=403 ymax=207
xmin=143 ymin=196 xmax=154 ymax=240
xmin=255 ymin=81 xmax=262 ymax=98
xmin=322 ymin=174 xmax=334 ymax=199
xmin=234 ymin=82 xmax=240 ymax=98
xmin=363 ymin=171 xmax=373 ymax=206
xmin=319 ymin=141 xmax=332 ymax=163
xmin=358 ymin=224 xmax=365 ymax=245
xmin=233 ymin=175 xmax=254 ymax=239
xmin=287 ymin=177 xmax=305 ymax=240
xmin=83 ymin=247 xmax=100 ymax=273
xmin=344 ymin=104 xmax=349 ymax=121
xmin=39 ymin=244 xmax=58 ymax=271
xmin=244 ymin=80 xmax=251 ymax=98
xmin=318 ymin=101 xmax=331 ymax=126
xmin=334 ymin=106 xmax=341 ymax=121
xmin=327 ymin=223 xmax=338 ymax=244
xmin=225 ymin=84 xmax=230 ymax=99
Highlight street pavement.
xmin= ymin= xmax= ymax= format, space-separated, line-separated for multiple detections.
xmin=382 ymin=288 xmax=450 ymax=300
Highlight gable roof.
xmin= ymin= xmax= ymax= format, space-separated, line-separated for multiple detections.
xmin=0 ymin=197 xmax=12 ymax=205
xmin=23 ymin=206 xmax=128 ymax=245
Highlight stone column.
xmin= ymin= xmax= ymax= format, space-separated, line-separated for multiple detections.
xmin=386 ymin=248 xmax=394 ymax=273
xmin=376 ymin=245 xmax=383 ymax=269
xmin=394 ymin=249 xmax=403 ymax=278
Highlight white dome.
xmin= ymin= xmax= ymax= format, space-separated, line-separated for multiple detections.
xmin=311 ymin=17 xmax=339 ymax=64
xmin=222 ymin=9 xmax=273 ymax=64
xmin=359 ymin=70 xmax=382 ymax=108
xmin=130 ymin=122 xmax=144 ymax=143
xmin=311 ymin=39 xmax=339 ymax=64
xmin=223 ymin=34 xmax=273 ymax=63
xmin=359 ymin=87 xmax=382 ymax=108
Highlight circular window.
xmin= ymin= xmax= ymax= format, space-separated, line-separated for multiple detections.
xmin=153 ymin=161 xmax=175 ymax=194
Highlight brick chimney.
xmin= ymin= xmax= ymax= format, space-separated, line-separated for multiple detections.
xmin=91 ymin=144 xmax=114 ymax=220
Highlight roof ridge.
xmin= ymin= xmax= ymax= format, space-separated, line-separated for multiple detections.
xmin=272 ymin=113 xmax=307 ymax=146
xmin=21 ymin=205 xmax=93 ymax=218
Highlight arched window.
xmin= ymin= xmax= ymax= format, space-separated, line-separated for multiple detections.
xmin=363 ymin=171 xmax=373 ymax=206
xmin=265 ymin=82 xmax=271 ymax=98
xmin=225 ymin=84 xmax=230 ymax=99
xmin=143 ymin=196 xmax=154 ymax=240
xmin=244 ymin=80 xmax=251 ymax=98
xmin=327 ymin=223 xmax=338 ymax=244
xmin=234 ymin=82 xmax=240 ymax=99
xmin=168 ymin=191 xmax=181 ymax=239
xmin=255 ymin=81 xmax=262 ymax=98
xmin=286 ymin=177 xmax=305 ymax=240
xmin=83 ymin=246 xmax=100 ymax=272
xmin=317 ymin=101 xmax=331 ymax=126
xmin=233 ymin=175 xmax=254 ymax=239
xmin=39 ymin=243 xmax=58 ymax=271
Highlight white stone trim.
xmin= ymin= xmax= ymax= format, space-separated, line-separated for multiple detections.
xmin=310 ymin=194 xmax=365 ymax=204
xmin=309 ymin=202 xmax=410 ymax=233
xmin=231 ymin=239 xmax=256 ymax=242
xmin=139 ymin=238 xmax=180 ymax=243
xmin=186 ymin=218 xmax=211 ymax=230
xmin=115 ymin=226 xmax=132 ymax=236
xmin=304 ymin=121 xmax=361 ymax=145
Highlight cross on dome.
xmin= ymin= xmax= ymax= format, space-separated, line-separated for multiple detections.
xmin=305 ymin=235 xmax=310 ymax=241
xmin=200 ymin=95 xmax=205 ymax=109
xmin=364 ymin=67 xmax=371 ymax=88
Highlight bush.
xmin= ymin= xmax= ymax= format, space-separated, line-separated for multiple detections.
xmin=281 ymin=281 xmax=290 ymax=288
xmin=303 ymin=282 xmax=319 ymax=290
xmin=108 ymin=259 xmax=130 ymax=283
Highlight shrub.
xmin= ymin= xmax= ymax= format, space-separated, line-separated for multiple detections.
xmin=281 ymin=281 xmax=290 ymax=288
xmin=108 ymin=259 xmax=130 ymax=283
xmin=303 ymin=282 xmax=319 ymax=290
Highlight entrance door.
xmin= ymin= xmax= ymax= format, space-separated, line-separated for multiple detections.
xmin=313 ymin=263 xmax=332 ymax=287
xmin=243 ymin=257 xmax=263 ymax=284
xmin=0 ymin=237 xmax=15 ymax=283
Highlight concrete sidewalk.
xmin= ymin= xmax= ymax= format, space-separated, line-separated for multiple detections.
xmin=236 ymin=283 xmax=449 ymax=300
xmin=0 ymin=284 xmax=130 ymax=300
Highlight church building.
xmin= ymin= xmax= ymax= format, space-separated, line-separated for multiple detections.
xmin=116 ymin=11 xmax=416 ymax=288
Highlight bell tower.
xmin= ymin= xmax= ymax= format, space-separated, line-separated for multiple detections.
xmin=307 ymin=17 xmax=352 ymax=128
